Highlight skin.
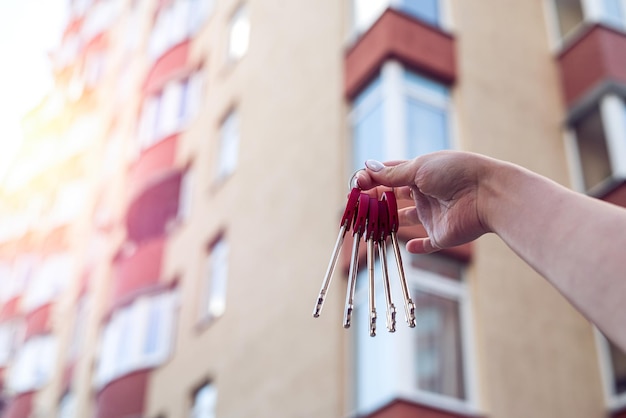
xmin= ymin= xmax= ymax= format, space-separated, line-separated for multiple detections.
xmin=356 ymin=150 xmax=626 ymax=351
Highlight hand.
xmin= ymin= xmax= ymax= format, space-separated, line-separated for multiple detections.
xmin=355 ymin=150 xmax=494 ymax=254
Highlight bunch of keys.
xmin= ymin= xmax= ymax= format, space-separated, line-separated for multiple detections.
xmin=313 ymin=173 xmax=416 ymax=336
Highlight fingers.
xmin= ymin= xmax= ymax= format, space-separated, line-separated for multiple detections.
xmin=354 ymin=159 xmax=412 ymax=190
xmin=363 ymin=159 xmax=419 ymax=189
xmin=398 ymin=206 xmax=420 ymax=226
xmin=406 ymin=237 xmax=440 ymax=254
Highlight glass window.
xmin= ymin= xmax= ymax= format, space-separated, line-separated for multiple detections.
xmin=351 ymin=64 xmax=450 ymax=173
xmin=228 ymin=6 xmax=250 ymax=61
xmin=22 ymin=254 xmax=73 ymax=312
xmin=572 ymin=106 xmax=611 ymax=191
xmin=217 ymin=110 xmax=240 ymax=180
xmin=352 ymin=0 xmax=442 ymax=33
xmin=8 ymin=335 xmax=57 ymax=394
xmin=353 ymin=249 xmax=471 ymax=414
xmin=552 ymin=0 xmax=584 ymax=39
xmin=58 ymin=391 xmax=77 ymax=418
xmin=608 ymin=340 xmax=626 ymax=397
xmin=191 ymin=382 xmax=218 ymax=418
xmin=95 ymin=292 xmax=176 ymax=387
xmin=399 ymin=0 xmax=440 ymax=26
xmin=202 ymin=238 xmax=228 ymax=321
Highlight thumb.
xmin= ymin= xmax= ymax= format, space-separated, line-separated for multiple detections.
xmin=365 ymin=159 xmax=417 ymax=189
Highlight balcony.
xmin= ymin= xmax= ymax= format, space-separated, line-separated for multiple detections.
xmin=129 ymin=133 xmax=179 ymax=197
xmin=126 ymin=170 xmax=183 ymax=243
xmin=558 ymin=24 xmax=626 ymax=107
xmin=345 ymin=8 xmax=456 ymax=99
xmin=23 ymin=304 xmax=51 ymax=340
xmin=96 ymin=370 xmax=148 ymax=418
xmin=144 ymin=40 xmax=190 ymax=95
xmin=2 ymin=393 xmax=34 ymax=418
xmin=0 ymin=298 xmax=20 ymax=322
xmin=111 ymin=237 xmax=165 ymax=306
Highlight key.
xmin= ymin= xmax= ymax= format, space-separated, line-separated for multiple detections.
xmin=313 ymin=188 xmax=361 ymax=317
xmin=365 ymin=196 xmax=379 ymax=337
xmin=377 ymin=200 xmax=396 ymax=332
xmin=343 ymin=193 xmax=369 ymax=328
xmin=383 ymin=191 xmax=416 ymax=328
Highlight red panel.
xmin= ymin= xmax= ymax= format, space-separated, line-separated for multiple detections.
xmin=0 ymin=297 xmax=20 ymax=322
xmin=366 ymin=399 xmax=481 ymax=418
xmin=130 ymin=134 xmax=179 ymax=196
xmin=111 ymin=237 xmax=165 ymax=305
xmin=144 ymin=40 xmax=191 ymax=95
xmin=345 ymin=8 xmax=456 ymax=99
xmin=4 ymin=392 xmax=34 ymax=418
xmin=603 ymin=181 xmax=626 ymax=208
xmin=24 ymin=304 xmax=51 ymax=339
xmin=558 ymin=24 xmax=626 ymax=106
xmin=96 ymin=370 xmax=149 ymax=418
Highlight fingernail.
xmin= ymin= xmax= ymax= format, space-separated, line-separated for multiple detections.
xmin=365 ymin=159 xmax=384 ymax=172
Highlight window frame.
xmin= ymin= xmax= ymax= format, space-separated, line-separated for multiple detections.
xmin=564 ymin=94 xmax=626 ymax=195
xmin=351 ymin=248 xmax=479 ymax=416
xmin=215 ymin=109 xmax=240 ymax=181
xmin=349 ymin=60 xmax=455 ymax=173
xmin=199 ymin=236 xmax=229 ymax=324
xmin=227 ymin=4 xmax=250 ymax=62
xmin=595 ymin=330 xmax=626 ymax=411
xmin=190 ymin=380 xmax=218 ymax=418
xmin=544 ymin=0 xmax=626 ymax=50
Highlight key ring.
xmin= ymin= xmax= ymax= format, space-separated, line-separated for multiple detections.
xmin=349 ymin=169 xmax=365 ymax=190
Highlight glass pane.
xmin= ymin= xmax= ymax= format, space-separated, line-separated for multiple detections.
xmin=414 ymin=290 xmax=465 ymax=399
xmin=609 ymin=340 xmax=626 ymax=395
xmin=406 ymin=99 xmax=448 ymax=156
xmin=228 ymin=7 xmax=250 ymax=60
xmin=398 ymin=0 xmax=439 ymax=26
xmin=218 ymin=112 xmax=239 ymax=178
xmin=352 ymin=100 xmax=385 ymax=172
xmin=573 ymin=107 xmax=611 ymax=191
xmin=601 ymin=0 xmax=626 ymax=28
xmin=553 ymin=0 xmax=584 ymax=39
xmin=143 ymin=300 xmax=162 ymax=356
xmin=192 ymin=383 xmax=217 ymax=418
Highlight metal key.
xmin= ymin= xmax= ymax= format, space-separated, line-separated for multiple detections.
xmin=313 ymin=188 xmax=361 ymax=318
xmin=365 ymin=196 xmax=379 ymax=337
xmin=383 ymin=191 xmax=416 ymax=328
xmin=343 ymin=193 xmax=369 ymax=328
xmin=377 ymin=200 xmax=396 ymax=332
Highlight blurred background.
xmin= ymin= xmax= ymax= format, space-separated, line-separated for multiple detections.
xmin=0 ymin=0 xmax=626 ymax=417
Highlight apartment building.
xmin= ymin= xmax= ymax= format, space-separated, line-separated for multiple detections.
xmin=0 ymin=0 xmax=625 ymax=417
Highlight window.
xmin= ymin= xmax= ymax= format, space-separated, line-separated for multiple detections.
xmin=352 ymin=0 xmax=446 ymax=34
xmin=597 ymin=334 xmax=626 ymax=411
xmin=0 ymin=256 xmax=35 ymax=304
xmin=351 ymin=61 xmax=451 ymax=172
xmin=8 ymin=335 xmax=57 ymax=394
xmin=228 ymin=6 xmax=250 ymax=61
xmin=191 ymin=382 xmax=217 ymax=418
xmin=566 ymin=95 xmax=626 ymax=194
xmin=95 ymin=291 xmax=177 ymax=387
xmin=201 ymin=238 xmax=228 ymax=322
xmin=216 ymin=110 xmax=240 ymax=180
xmin=550 ymin=0 xmax=626 ymax=42
xmin=67 ymin=297 xmax=88 ymax=361
xmin=353 ymin=250 xmax=476 ymax=415
xmin=0 ymin=321 xmax=20 ymax=367
xmin=148 ymin=0 xmax=214 ymax=60
xmin=58 ymin=391 xmax=77 ymax=418
xmin=138 ymin=72 xmax=203 ymax=151
xmin=22 ymin=254 xmax=73 ymax=312
xmin=178 ymin=170 xmax=194 ymax=220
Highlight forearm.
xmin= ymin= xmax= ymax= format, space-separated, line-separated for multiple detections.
xmin=481 ymin=159 xmax=626 ymax=349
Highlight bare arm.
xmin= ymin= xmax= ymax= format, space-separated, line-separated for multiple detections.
xmin=357 ymin=151 xmax=626 ymax=350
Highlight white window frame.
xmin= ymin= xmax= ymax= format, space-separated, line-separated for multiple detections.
xmin=200 ymin=238 xmax=229 ymax=322
xmin=544 ymin=0 xmax=626 ymax=50
xmin=7 ymin=335 xmax=58 ymax=394
xmin=22 ymin=254 xmax=73 ymax=312
xmin=565 ymin=94 xmax=626 ymax=195
xmin=351 ymin=247 xmax=479 ymax=416
xmin=349 ymin=60 xmax=455 ymax=172
xmin=216 ymin=110 xmax=240 ymax=180
xmin=191 ymin=381 xmax=218 ymax=418
xmin=95 ymin=291 xmax=177 ymax=388
xmin=227 ymin=5 xmax=250 ymax=62
xmin=595 ymin=329 xmax=626 ymax=411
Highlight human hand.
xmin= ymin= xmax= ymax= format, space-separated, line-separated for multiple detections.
xmin=355 ymin=150 xmax=494 ymax=254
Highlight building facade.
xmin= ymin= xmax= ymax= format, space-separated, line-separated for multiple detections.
xmin=0 ymin=0 xmax=625 ymax=417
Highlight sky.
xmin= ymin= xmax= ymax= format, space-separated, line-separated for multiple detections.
xmin=0 ymin=0 xmax=68 ymax=178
